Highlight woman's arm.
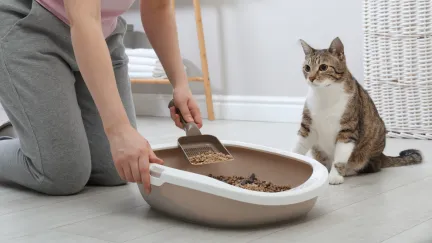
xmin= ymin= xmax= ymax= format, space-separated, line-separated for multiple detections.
xmin=64 ymin=0 xmax=129 ymax=132
xmin=140 ymin=0 xmax=186 ymax=89
xmin=64 ymin=0 xmax=163 ymax=194
xmin=140 ymin=0 xmax=202 ymax=128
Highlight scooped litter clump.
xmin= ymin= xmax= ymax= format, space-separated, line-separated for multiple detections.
xmin=208 ymin=173 xmax=291 ymax=192
xmin=189 ymin=151 xmax=233 ymax=165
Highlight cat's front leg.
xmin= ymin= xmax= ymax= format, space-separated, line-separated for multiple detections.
xmin=292 ymin=134 xmax=314 ymax=155
xmin=292 ymin=106 xmax=314 ymax=155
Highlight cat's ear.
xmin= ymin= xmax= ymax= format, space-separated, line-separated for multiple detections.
xmin=329 ymin=37 xmax=344 ymax=57
xmin=299 ymin=39 xmax=315 ymax=55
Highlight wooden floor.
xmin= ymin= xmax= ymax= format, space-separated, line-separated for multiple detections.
xmin=0 ymin=117 xmax=431 ymax=243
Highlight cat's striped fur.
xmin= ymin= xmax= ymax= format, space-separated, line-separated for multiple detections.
xmin=292 ymin=37 xmax=423 ymax=185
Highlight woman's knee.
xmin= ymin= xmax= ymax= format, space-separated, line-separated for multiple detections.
xmin=39 ymin=148 xmax=92 ymax=196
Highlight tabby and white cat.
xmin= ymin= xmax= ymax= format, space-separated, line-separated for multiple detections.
xmin=292 ymin=37 xmax=422 ymax=185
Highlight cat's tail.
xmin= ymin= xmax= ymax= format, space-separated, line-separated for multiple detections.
xmin=381 ymin=149 xmax=423 ymax=168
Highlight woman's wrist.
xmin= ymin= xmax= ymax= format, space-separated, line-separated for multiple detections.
xmin=100 ymin=102 xmax=131 ymax=138
xmin=104 ymin=119 xmax=131 ymax=138
xmin=171 ymin=74 xmax=190 ymax=89
xmin=173 ymin=82 xmax=189 ymax=91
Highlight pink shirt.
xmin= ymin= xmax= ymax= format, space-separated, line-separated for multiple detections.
xmin=36 ymin=0 xmax=136 ymax=37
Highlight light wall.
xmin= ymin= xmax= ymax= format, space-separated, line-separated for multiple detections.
xmin=122 ymin=0 xmax=364 ymax=121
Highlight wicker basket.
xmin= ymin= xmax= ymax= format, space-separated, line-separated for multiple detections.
xmin=363 ymin=0 xmax=432 ymax=139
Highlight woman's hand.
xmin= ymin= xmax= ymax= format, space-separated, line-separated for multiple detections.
xmin=106 ymin=124 xmax=163 ymax=194
xmin=170 ymin=85 xmax=203 ymax=129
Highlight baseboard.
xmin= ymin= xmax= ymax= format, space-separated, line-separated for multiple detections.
xmin=132 ymin=94 xmax=305 ymax=123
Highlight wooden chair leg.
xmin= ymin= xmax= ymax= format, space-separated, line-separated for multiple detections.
xmin=193 ymin=0 xmax=215 ymax=121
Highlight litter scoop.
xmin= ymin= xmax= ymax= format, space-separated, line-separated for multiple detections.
xmin=168 ymin=99 xmax=234 ymax=165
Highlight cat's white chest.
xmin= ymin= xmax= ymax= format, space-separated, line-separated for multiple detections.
xmin=306 ymin=84 xmax=351 ymax=157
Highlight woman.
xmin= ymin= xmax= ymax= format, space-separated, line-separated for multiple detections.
xmin=0 ymin=0 xmax=202 ymax=195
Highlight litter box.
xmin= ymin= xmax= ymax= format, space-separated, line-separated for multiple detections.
xmin=138 ymin=141 xmax=328 ymax=227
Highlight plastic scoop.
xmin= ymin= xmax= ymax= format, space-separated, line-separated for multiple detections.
xmin=168 ymin=99 xmax=233 ymax=165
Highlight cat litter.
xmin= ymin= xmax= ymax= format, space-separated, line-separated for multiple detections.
xmin=208 ymin=173 xmax=292 ymax=192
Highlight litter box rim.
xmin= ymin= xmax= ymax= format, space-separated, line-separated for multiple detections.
xmin=146 ymin=140 xmax=329 ymax=206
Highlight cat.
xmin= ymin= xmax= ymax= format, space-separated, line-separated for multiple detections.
xmin=292 ymin=37 xmax=423 ymax=185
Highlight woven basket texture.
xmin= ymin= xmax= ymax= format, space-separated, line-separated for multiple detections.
xmin=364 ymin=0 xmax=432 ymax=139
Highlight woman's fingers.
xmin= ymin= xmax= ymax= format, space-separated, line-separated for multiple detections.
xmin=147 ymin=141 xmax=164 ymax=165
xmin=149 ymin=149 xmax=164 ymax=165
xmin=169 ymin=106 xmax=176 ymax=119
xmin=178 ymin=102 xmax=194 ymax=124
xmin=123 ymin=164 xmax=135 ymax=182
xmin=130 ymin=160 xmax=141 ymax=183
xmin=138 ymin=154 xmax=151 ymax=194
xmin=173 ymin=114 xmax=182 ymax=128
xmin=170 ymin=107 xmax=183 ymax=128
xmin=138 ymin=143 xmax=164 ymax=194
xmin=190 ymin=102 xmax=203 ymax=128
xmin=114 ymin=163 xmax=126 ymax=181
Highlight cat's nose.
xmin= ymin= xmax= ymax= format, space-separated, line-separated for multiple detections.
xmin=309 ymin=76 xmax=316 ymax=82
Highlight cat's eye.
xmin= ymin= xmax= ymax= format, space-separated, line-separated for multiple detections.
xmin=304 ymin=65 xmax=311 ymax=72
xmin=319 ymin=64 xmax=328 ymax=71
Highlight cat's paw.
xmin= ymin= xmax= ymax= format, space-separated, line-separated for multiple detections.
xmin=328 ymin=169 xmax=344 ymax=185
xmin=328 ymin=174 xmax=344 ymax=185
xmin=334 ymin=162 xmax=347 ymax=176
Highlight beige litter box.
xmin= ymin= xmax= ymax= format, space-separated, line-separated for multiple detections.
xmin=138 ymin=141 xmax=328 ymax=227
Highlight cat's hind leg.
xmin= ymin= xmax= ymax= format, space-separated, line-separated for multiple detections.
xmin=334 ymin=146 xmax=374 ymax=179
xmin=352 ymin=153 xmax=382 ymax=174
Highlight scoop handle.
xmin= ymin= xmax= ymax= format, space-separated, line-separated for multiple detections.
xmin=168 ymin=99 xmax=201 ymax=136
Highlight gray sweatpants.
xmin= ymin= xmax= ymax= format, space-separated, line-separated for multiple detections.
xmin=0 ymin=0 xmax=136 ymax=195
